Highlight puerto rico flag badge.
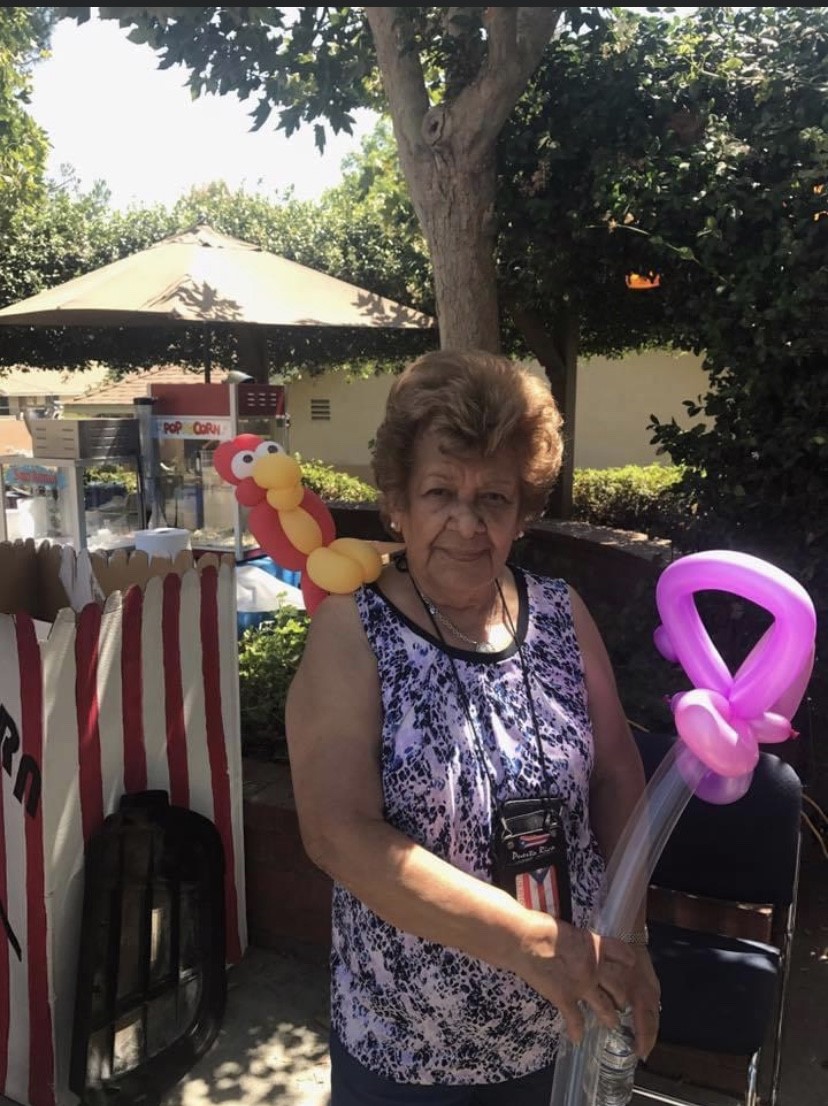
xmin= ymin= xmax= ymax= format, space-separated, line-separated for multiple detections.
xmin=516 ymin=865 xmax=561 ymax=916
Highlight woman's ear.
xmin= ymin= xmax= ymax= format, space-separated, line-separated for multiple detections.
xmin=384 ymin=493 xmax=405 ymax=534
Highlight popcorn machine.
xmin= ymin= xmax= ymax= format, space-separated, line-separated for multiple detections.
xmin=140 ymin=381 xmax=288 ymax=561
xmin=0 ymin=416 xmax=144 ymax=550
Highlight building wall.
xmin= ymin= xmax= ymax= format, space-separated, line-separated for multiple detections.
xmin=287 ymin=373 xmax=395 ymax=484
xmin=286 ymin=350 xmax=709 ymax=481
xmin=572 ymin=349 xmax=707 ymax=469
xmin=0 ymin=418 xmax=34 ymax=456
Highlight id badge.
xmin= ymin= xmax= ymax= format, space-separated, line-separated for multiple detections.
xmin=491 ymin=797 xmax=573 ymax=923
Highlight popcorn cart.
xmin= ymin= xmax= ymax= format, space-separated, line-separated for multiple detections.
xmin=142 ymin=380 xmax=288 ymax=561
xmin=0 ymin=417 xmax=144 ymax=550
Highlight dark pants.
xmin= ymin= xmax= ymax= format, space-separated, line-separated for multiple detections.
xmin=330 ymin=1030 xmax=556 ymax=1106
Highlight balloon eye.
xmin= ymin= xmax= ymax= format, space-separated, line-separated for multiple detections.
xmin=230 ymin=451 xmax=257 ymax=480
xmin=254 ymin=439 xmax=285 ymax=459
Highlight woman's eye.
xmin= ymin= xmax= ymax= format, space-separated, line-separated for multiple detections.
xmin=426 ymin=487 xmax=448 ymax=497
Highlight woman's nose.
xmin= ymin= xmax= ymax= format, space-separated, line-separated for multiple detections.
xmin=449 ymin=500 xmax=484 ymax=536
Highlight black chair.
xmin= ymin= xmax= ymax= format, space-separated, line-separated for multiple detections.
xmin=70 ymin=791 xmax=228 ymax=1106
xmin=632 ymin=731 xmax=803 ymax=1106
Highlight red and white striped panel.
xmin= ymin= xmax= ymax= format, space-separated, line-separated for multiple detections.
xmin=41 ymin=608 xmax=83 ymax=1106
xmin=0 ymin=615 xmax=54 ymax=1106
xmin=0 ymin=561 xmax=245 ymax=1106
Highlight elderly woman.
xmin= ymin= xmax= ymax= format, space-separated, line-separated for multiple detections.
xmin=286 ymin=350 xmax=660 ymax=1105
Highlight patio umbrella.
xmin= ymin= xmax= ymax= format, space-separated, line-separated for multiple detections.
xmin=0 ymin=224 xmax=436 ymax=377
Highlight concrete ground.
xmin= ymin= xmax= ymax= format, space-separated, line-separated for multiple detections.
xmin=156 ymin=832 xmax=828 ymax=1106
xmin=2 ymin=834 xmax=819 ymax=1106
xmin=160 ymin=942 xmax=331 ymax=1106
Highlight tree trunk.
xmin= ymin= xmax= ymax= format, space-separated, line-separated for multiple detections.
xmin=508 ymin=302 xmax=579 ymax=518
xmin=413 ymin=154 xmax=500 ymax=352
xmin=364 ymin=7 xmax=564 ymax=356
xmin=546 ymin=310 xmax=578 ymax=519
xmin=378 ymin=90 xmax=502 ymax=353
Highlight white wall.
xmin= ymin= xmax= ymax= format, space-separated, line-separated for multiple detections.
xmin=242 ymin=350 xmax=711 ymax=481
xmin=571 ymin=349 xmax=707 ymax=469
xmin=287 ymin=373 xmax=394 ymax=484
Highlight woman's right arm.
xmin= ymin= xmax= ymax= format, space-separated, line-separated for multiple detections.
xmin=285 ymin=594 xmax=634 ymax=1044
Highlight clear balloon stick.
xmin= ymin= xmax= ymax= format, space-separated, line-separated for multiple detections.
xmin=549 ymin=743 xmax=707 ymax=1106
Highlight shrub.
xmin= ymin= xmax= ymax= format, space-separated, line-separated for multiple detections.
xmin=571 ymin=464 xmax=687 ymax=541
xmin=236 ymin=455 xmax=374 ymax=762
xmin=238 ymin=605 xmax=309 ymax=759
xmin=568 ymin=463 xmax=824 ymax=791
xmin=298 ymin=456 xmax=378 ymax=504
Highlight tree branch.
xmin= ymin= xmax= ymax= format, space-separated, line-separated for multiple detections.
xmin=459 ymin=7 xmax=564 ymax=152
xmin=506 ymin=299 xmax=567 ymax=387
xmin=507 ymin=299 xmax=578 ymax=519
xmin=362 ymin=8 xmax=431 ymax=162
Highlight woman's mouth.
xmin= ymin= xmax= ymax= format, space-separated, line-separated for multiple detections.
xmin=440 ymin=548 xmax=488 ymax=562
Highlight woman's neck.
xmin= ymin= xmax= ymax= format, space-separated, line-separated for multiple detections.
xmin=399 ymin=561 xmax=517 ymax=652
xmin=419 ymin=583 xmax=501 ymax=622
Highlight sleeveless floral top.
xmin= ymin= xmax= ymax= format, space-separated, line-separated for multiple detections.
xmin=330 ymin=567 xmax=605 ymax=1084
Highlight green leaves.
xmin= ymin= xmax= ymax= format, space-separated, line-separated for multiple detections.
xmin=497 ymin=4 xmax=828 ymax=622
xmin=298 ymin=456 xmax=378 ymax=503
xmin=570 ymin=463 xmax=688 ymax=540
xmin=74 ymin=6 xmax=378 ymax=152
xmin=0 ymin=8 xmax=53 ymax=233
xmin=238 ymin=605 xmax=309 ymax=754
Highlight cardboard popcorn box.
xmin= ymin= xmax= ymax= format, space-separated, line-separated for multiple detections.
xmin=0 ymin=540 xmax=246 ymax=1106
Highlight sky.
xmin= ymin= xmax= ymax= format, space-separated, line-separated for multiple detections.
xmin=27 ymin=13 xmax=377 ymax=211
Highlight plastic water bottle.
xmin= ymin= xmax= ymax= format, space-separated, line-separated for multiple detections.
xmin=594 ymin=1006 xmax=637 ymax=1105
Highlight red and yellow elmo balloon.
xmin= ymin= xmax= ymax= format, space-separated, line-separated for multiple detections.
xmin=213 ymin=434 xmax=382 ymax=616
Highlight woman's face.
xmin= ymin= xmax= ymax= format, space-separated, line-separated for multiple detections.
xmin=390 ymin=426 xmax=523 ymax=601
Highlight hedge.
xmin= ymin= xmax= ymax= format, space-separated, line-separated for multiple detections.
xmin=570 ymin=463 xmax=686 ymax=540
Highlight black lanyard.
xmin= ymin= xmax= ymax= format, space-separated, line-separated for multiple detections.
xmin=399 ymin=557 xmax=552 ymax=807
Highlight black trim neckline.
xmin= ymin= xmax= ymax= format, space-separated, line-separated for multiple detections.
xmin=368 ymin=556 xmax=529 ymax=663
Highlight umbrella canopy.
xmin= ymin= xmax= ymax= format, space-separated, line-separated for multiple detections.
xmin=0 ymin=224 xmax=435 ymax=332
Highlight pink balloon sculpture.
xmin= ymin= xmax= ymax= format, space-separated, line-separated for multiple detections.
xmin=654 ymin=550 xmax=816 ymax=803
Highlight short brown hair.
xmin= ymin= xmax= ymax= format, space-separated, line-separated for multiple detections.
xmin=372 ymin=349 xmax=563 ymax=527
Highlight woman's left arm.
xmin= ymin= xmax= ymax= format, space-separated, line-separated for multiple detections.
xmin=568 ymin=585 xmax=661 ymax=1059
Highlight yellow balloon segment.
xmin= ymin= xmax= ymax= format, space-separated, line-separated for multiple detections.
xmin=279 ymin=507 xmax=323 ymax=555
xmin=253 ymin=452 xmax=301 ymax=490
xmin=306 ymin=547 xmax=364 ymax=594
xmin=266 ymin=485 xmax=304 ymax=511
xmin=328 ymin=537 xmax=383 ymax=583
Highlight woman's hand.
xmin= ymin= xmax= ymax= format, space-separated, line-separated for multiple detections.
xmin=512 ymin=913 xmax=636 ymax=1046
xmin=628 ymin=945 xmax=661 ymax=1059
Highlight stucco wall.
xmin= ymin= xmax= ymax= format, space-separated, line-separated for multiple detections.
xmin=286 ymin=350 xmax=709 ymax=480
xmin=287 ymin=373 xmax=394 ymax=484
xmin=572 ymin=349 xmax=707 ymax=469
